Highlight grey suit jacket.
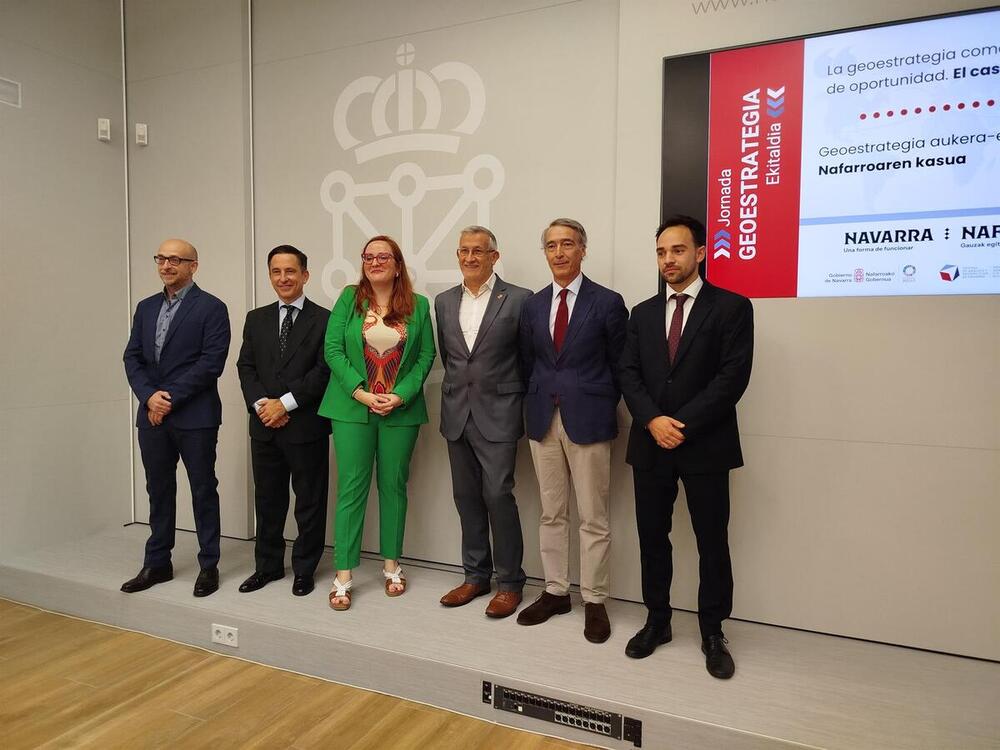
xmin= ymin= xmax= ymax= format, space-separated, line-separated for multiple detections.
xmin=435 ymin=276 xmax=532 ymax=443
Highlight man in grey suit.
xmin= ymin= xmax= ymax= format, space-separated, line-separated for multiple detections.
xmin=436 ymin=226 xmax=532 ymax=619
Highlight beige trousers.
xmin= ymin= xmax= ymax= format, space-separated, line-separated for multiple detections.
xmin=528 ymin=408 xmax=611 ymax=603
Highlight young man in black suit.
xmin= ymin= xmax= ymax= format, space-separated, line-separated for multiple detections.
xmin=618 ymin=216 xmax=753 ymax=678
xmin=236 ymin=245 xmax=331 ymax=597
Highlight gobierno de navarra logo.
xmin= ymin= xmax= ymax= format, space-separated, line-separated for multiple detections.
xmin=320 ymin=43 xmax=506 ymax=301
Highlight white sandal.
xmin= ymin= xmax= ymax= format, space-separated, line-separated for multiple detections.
xmin=383 ymin=566 xmax=406 ymax=597
xmin=329 ymin=577 xmax=353 ymax=611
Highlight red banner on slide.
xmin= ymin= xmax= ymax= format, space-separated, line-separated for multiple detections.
xmin=706 ymin=40 xmax=803 ymax=298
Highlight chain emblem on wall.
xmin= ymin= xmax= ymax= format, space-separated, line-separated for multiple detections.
xmin=320 ymin=43 xmax=505 ymax=301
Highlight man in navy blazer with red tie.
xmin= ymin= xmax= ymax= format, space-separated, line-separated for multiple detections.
xmin=618 ymin=215 xmax=753 ymax=679
xmin=122 ymin=238 xmax=231 ymax=598
xmin=517 ymin=218 xmax=628 ymax=644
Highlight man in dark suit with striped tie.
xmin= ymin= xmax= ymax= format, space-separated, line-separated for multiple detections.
xmin=618 ymin=215 xmax=753 ymax=678
xmin=236 ymin=245 xmax=331 ymax=597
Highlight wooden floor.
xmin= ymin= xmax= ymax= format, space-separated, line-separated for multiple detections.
xmin=0 ymin=599 xmax=592 ymax=750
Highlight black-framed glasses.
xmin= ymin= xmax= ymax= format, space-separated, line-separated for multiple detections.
xmin=154 ymin=255 xmax=196 ymax=266
xmin=361 ymin=252 xmax=393 ymax=265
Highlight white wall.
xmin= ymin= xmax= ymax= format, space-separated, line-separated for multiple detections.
xmin=251 ymin=0 xmax=620 ymax=581
xmin=0 ymin=0 xmax=129 ymax=556
xmin=247 ymin=0 xmax=1000 ymax=658
xmin=125 ymin=0 xmax=253 ymax=538
xmin=615 ymin=0 xmax=999 ymax=659
xmin=4 ymin=0 xmax=995 ymax=661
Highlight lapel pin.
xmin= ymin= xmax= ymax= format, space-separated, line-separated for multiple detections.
xmin=497 ymin=293 xmax=504 ymax=299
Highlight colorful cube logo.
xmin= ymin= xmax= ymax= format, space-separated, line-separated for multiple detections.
xmin=939 ymin=264 xmax=959 ymax=281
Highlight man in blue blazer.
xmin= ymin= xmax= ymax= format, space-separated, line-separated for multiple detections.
xmin=517 ymin=218 xmax=628 ymax=643
xmin=122 ymin=239 xmax=231 ymax=597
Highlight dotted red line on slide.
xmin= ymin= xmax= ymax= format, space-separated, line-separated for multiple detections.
xmin=860 ymin=99 xmax=996 ymax=120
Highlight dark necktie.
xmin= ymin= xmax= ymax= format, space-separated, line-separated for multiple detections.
xmin=279 ymin=304 xmax=295 ymax=356
xmin=667 ymin=293 xmax=688 ymax=365
xmin=553 ymin=288 xmax=569 ymax=353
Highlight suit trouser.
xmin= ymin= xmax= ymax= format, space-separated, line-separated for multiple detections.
xmin=528 ymin=408 xmax=612 ymax=604
xmin=331 ymin=416 xmax=420 ymax=570
xmin=446 ymin=415 xmax=526 ymax=592
xmin=250 ymin=433 xmax=329 ymax=577
xmin=137 ymin=424 xmax=221 ymax=569
xmin=633 ymin=464 xmax=733 ymax=638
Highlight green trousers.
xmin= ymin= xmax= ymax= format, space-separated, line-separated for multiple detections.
xmin=331 ymin=416 xmax=420 ymax=570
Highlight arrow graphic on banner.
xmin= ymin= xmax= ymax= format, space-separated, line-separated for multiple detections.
xmin=766 ymin=86 xmax=785 ymax=117
xmin=713 ymin=228 xmax=731 ymax=259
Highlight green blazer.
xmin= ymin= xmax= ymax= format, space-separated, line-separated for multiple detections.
xmin=318 ymin=286 xmax=436 ymax=425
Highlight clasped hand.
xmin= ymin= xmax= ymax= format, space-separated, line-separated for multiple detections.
xmin=256 ymin=398 xmax=290 ymax=429
xmin=648 ymin=415 xmax=685 ymax=450
xmin=146 ymin=390 xmax=172 ymax=426
xmin=357 ymin=390 xmax=402 ymax=416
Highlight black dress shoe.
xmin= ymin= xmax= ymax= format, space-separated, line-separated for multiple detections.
xmin=516 ymin=592 xmax=572 ymax=626
xmin=584 ymin=603 xmax=611 ymax=643
xmin=121 ymin=564 xmax=173 ymax=593
xmin=292 ymin=575 xmax=314 ymax=596
xmin=702 ymin=634 xmax=735 ymax=679
xmin=625 ymin=623 xmax=672 ymax=659
xmin=238 ymin=570 xmax=285 ymax=593
xmin=193 ymin=567 xmax=219 ymax=598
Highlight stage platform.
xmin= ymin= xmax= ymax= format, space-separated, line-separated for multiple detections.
xmin=1 ymin=526 xmax=996 ymax=749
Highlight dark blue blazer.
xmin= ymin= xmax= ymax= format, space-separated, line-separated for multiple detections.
xmin=519 ymin=275 xmax=628 ymax=444
xmin=124 ymin=283 xmax=231 ymax=430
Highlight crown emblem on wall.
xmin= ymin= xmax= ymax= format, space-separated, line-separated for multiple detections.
xmin=333 ymin=43 xmax=486 ymax=164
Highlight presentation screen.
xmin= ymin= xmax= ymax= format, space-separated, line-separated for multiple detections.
xmin=661 ymin=8 xmax=1000 ymax=298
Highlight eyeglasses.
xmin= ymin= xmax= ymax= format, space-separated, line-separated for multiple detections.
xmin=154 ymin=255 xmax=196 ymax=266
xmin=457 ymin=248 xmax=492 ymax=259
xmin=361 ymin=252 xmax=394 ymax=265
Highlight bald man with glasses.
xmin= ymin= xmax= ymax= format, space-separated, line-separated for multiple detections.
xmin=122 ymin=238 xmax=231 ymax=598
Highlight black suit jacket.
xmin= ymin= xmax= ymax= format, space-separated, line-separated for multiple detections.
xmin=619 ymin=281 xmax=753 ymax=473
xmin=237 ymin=298 xmax=331 ymax=443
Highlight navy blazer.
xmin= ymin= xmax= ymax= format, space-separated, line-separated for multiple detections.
xmin=618 ymin=281 xmax=753 ymax=472
xmin=124 ymin=283 xmax=231 ymax=430
xmin=519 ymin=275 xmax=628 ymax=444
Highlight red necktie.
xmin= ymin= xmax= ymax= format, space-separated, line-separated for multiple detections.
xmin=553 ymin=288 xmax=569 ymax=353
xmin=667 ymin=293 xmax=688 ymax=365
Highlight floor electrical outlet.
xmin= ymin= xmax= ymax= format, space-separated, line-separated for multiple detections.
xmin=211 ymin=623 xmax=238 ymax=648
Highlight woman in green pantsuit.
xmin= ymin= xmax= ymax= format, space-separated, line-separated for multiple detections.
xmin=318 ymin=236 xmax=436 ymax=610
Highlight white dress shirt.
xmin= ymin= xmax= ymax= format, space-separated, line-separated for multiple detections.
xmin=458 ymin=273 xmax=496 ymax=351
xmin=548 ymin=273 xmax=584 ymax=338
xmin=255 ymin=293 xmax=305 ymax=414
xmin=665 ymin=275 xmax=703 ymax=337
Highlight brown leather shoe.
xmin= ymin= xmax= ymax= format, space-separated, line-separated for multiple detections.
xmin=584 ymin=602 xmax=611 ymax=643
xmin=516 ymin=591 xmax=571 ymax=626
xmin=440 ymin=581 xmax=491 ymax=607
xmin=485 ymin=591 xmax=522 ymax=619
